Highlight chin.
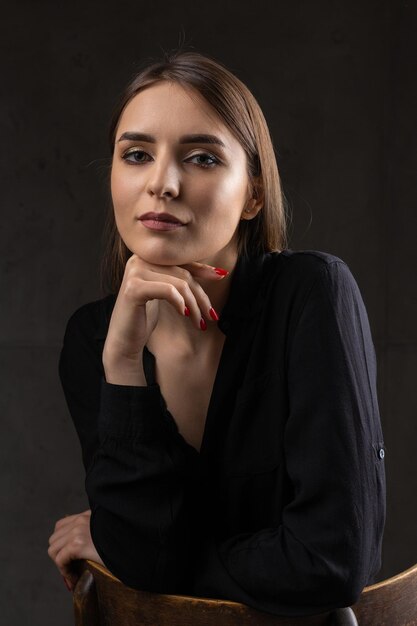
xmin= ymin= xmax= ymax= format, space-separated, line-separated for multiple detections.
xmin=130 ymin=245 xmax=191 ymax=267
xmin=127 ymin=238 xmax=233 ymax=268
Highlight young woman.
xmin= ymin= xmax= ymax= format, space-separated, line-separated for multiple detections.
xmin=48 ymin=51 xmax=386 ymax=617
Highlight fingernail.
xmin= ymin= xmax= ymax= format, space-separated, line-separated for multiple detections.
xmin=209 ymin=307 xmax=219 ymax=321
xmin=214 ymin=267 xmax=229 ymax=277
xmin=184 ymin=306 xmax=190 ymax=317
xmin=200 ymin=318 xmax=207 ymax=331
xmin=62 ymin=576 xmax=72 ymax=592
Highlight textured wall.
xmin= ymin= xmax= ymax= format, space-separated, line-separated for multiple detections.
xmin=1 ymin=1 xmax=416 ymax=623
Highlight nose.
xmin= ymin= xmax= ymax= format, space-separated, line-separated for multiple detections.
xmin=146 ymin=158 xmax=180 ymax=200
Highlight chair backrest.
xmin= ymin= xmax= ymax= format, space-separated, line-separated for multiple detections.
xmin=73 ymin=559 xmax=357 ymax=626
xmin=351 ymin=562 xmax=417 ymax=625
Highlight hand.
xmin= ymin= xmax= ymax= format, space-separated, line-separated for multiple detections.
xmin=102 ymin=255 xmax=228 ymax=382
xmin=48 ymin=509 xmax=104 ymax=592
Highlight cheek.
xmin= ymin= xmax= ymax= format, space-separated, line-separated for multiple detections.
xmin=110 ymin=170 xmax=132 ymax=241
xmin=110 ymin=165 xmax=133 ymax=213
xmin=110 ymin=166 xmax=121 ymax=207
xmin=207 ymin=172 xmax=248 ymax=217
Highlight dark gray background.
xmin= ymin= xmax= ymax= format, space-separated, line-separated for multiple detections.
xmin=1 ymin=1 xmax=416 ymax=624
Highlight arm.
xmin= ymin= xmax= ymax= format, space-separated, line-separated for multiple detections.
xmin=85 ymin=378 xmax=201 ymax=593
xmin=192 ymin=261 xmax=385 ymax=614
xmin=56 ymin=256 xmax=224 ymax=593
xmin=57 ymin=299 xmax=201 ymax=592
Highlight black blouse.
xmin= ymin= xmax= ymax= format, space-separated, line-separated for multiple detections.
xmin=58 ymin=249 xmax=386 ymax=617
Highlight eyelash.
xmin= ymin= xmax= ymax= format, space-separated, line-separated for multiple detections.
xmin=121 ymin=149 xmax=220 ymax=168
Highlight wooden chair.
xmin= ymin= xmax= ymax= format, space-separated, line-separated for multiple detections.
xmin=73 ymin=560 xmax=358 ymax=625
xmin=352 ymin=562 xmax=417 ymax=625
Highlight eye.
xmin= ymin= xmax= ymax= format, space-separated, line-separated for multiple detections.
xmin=187 ymin=152 xmax=220 ymax=168
xmin=122 ymin=149 xmax=152 ymax=164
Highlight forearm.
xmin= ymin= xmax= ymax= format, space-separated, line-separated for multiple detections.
xmin=85 ymin=378 xmax=200 ymax=591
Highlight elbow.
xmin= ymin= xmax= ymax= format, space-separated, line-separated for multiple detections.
xmin=90 ymin=507 xmax=191 ymax=594
xmin=329 ymin=533 xmax=384 ymax=608
xmin=318 ymin=560 xmax=368 ymax=610
xmin=300 ymin=544 xmax=369 ymax=611
xmin=314 ymin=521 xmax=382 ymax=610
xmin=331 ymin=579 xmax=364 ymax=610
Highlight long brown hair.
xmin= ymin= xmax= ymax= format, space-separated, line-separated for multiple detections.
xmin=100 ymin=50 xmax=287 ymax=295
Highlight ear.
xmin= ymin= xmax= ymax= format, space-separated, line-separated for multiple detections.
xmin=241 ymin=177 xmax=264 ymax=220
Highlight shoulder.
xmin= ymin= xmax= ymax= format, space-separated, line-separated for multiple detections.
xmin=271 ymin=248 xmax=348 ymax=275
xmin=265 ymin=248 xmax=358 ymax=292
xmin=63 ymin=293 xmax=117 ymax=344
xmin=59 ymin=294 xmax=117 ymax=384
xmin=229 ymin=249 xmax=360 ymax=324
xmin=260 ymin=249 xmax=365 ymax=321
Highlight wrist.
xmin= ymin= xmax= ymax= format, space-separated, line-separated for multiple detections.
xmin=103 ymin=355 xmax=147 ymax=387
xmin=104 ymin=370 xmax=147 ymax=386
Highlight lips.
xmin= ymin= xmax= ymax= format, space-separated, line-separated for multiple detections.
xmin=139 ymin=212 xmax=185 ymax=230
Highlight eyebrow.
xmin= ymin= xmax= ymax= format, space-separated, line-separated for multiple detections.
xmin=117 ymin=131 xmax=226 ymax=148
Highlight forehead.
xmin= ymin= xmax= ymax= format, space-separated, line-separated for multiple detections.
xmin=116 ymin=81 xmax=238 ymax=147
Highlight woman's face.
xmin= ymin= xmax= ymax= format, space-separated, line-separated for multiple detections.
xmin=111 ymin=81 xmax=258 ymax=267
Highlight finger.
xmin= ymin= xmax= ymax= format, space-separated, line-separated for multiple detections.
xmin=48 ymin=535 xmax=68 ymax=562
xmin=180 ymin=273 xmax=219 ymax=324
xmin=124 ymin=259 xmax=220 ymax=329
xmin=113 ymin=278 xmax=187 ymax=355
xmin=173 ymin=268 xmax=221 ymax=324
xmin=180 ymin=262 xmax=230 ymax=280
xmin=49 ymin=522 xmax=88 ymax=555
xmin=143 ymin=266 xmax=220 ymax=324
xmin=49 ymin=513 xmax=91 ymax=551
xmin=126 ymin=258 xmax=224 ymax=322
xmin=51 ymin=534 xmax=96 ymax=588
xmin=125 ymin=277 xmax=187 ymax=317
xmin=54 ymin=534 xmax=101 ymax=576
xmin=48 ymin=527 xmax=77 ymax=560
xmin=128 ymin=254 xmax=229 ymax=281
xmin=140 ymin=270 xmax=209 ymax=329
xmin=49 ymin=540 xmax=78 ymax=585
xmin=52 ymin=510 xmax=91 ymax=535
xmin=54 ymin=547 xmax=80 ymax=588
xmin=53 ymin=514 xmax=78 ymax=530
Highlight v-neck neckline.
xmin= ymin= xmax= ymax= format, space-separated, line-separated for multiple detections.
xmin=142 ymin=334 xmax=229 ymax=457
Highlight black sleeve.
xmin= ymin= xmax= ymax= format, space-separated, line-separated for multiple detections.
xmin=191 ymin=261 xmax=385 ymax=615
xmin=85 ymin=379 xmax=202 ymax=593
xmin=58 ymin=301 xmax=202 ymax=592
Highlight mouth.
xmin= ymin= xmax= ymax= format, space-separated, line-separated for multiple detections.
xmin=137 ymin=211 xmax=186 ymax=232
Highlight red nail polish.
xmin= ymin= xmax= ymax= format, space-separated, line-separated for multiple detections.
xmin=184 ymin=306 xmax=190 ymax=316
xmin=214 ymin=267 xmax=229 ymax=276
xmin=62 ymin=576 xmax=72 ymax=592
xmin=209 ymin=307 xmax=219 ymax=321
xmin=200 ymin=318 xmax=207 ymax=331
